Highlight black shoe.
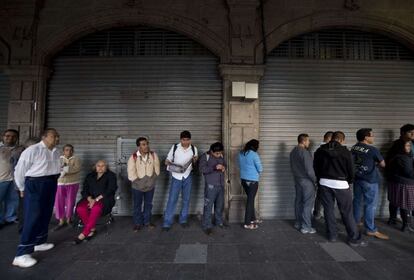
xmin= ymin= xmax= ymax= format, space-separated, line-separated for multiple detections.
xmin=387 ymin=218 xmax=397 ymax=225
xmin=162 ymin=227 xmax=170 ymax=232
xmin=133 ymin=225 xmax=143 ymax=232
xmin=203 ymin=228 xmax=213 ymax=235
xmin=0 ymin=223 xmax=4 ymax=230
xmin=86 ymin=230 xmax=97 ymax=241
xmin=348 ymin=239 xmax=368 ymax=247
xmin=401 ymin=224 xmax=407 ymax=232
xmin=4 ymin=220 xmax=18 ymax=226
xmin=53 ymin=223 xmax=67 ymax=232
xmin=145 ymin=223 xmax=156 ymax=229
xmin=180 ymin=223 xmax=189 ymax=228
xmin=73 ymin=237 xmax=85 ymax=245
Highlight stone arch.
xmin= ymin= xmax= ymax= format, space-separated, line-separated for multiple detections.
xmin=35 ymin=10 xmax=229 ymax=64
xmin=256 ymin=12 xmax=414 ymax=62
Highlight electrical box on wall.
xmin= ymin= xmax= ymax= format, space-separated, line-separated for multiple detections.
xmin=231 ymin=81 xmax=258 ymax=99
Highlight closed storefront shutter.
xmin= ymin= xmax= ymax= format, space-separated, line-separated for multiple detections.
xmin=259 ymin=30 xmax=414 ymax=218
xmin=47 ymin=27 xmax=222 ymax=215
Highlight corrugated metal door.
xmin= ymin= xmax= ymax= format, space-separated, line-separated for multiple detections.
xmin=0 ymin=73 xmax=9 ymax=132
xmin=259 ymin=30 xmax=414 ymax=218
xmin=47 ymin=27 xmax=222 ymax=215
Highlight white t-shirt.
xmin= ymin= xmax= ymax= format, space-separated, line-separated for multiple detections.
xmin=319 ymin=178 xmax=349 ymax=190
xmin=166 ymin=143 xmax=198 ymax=180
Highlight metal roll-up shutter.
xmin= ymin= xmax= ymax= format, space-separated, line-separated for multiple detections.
xmin=259 ymin=29 xmax=414 ymax=218
xmin=47 ymin=27 xmax=222 ymax=215
xmin=0 ymin=72 xmax=9 ymax=132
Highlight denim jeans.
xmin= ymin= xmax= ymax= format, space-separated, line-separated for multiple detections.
xmin=202 ymin=184 xmax=224 ymax=229
xmin=132 ymin=187 xmax=155 ymax=226
xmin=294 ymin=178 xmax=315 ymax=230
xmin=241 ymin=179 xmax=258 ymax=226
xmin=0 ymin=180 xmax=19 ymax=224
xmin=353 ymin=180 xmax=378 ymax=233
xmin=163 ymin=175 xmax=192 ymax=227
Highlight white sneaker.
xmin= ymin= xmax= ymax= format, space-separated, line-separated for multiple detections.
xmin=34 ymin=243 xmax=54 ymax=252
xmin=12 ymin=254 xmax=37 ymax=268
xmin=300 ymin=227 xmax=316 ymax=234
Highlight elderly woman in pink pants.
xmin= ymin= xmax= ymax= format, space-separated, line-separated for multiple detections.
xmin=53 ymin=144 xmax=81 ymax=231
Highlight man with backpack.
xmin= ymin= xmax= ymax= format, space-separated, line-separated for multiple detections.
xmin=127 ymin=137 xmax=160 ymax=232
xmin=162 ymin=131 xmax=198 ymax=231
xmin=199 ymin=142 xmax=226 ymax=235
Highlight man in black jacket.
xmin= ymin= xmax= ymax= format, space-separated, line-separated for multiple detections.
xmin=314 ymin=131 xmax=367 ymax=247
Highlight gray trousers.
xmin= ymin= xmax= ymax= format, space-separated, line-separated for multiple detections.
xmin=294 ymin=178 xmax=316 ymax=229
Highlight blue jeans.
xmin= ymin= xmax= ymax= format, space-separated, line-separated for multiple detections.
xmin=294 ymin=178 xmax=315 ymax=230
xmin=0 ymin=180 xmax=19 ymax=223
xmin=163 ymin=175 xmax=192 ymax=227
xmin=202 ymin=184 xmax=224 ymax=229
xmin=353 ymin=180 xmax=378 ymax=233
xmin=132 ymin=188 xmax=155 ymax=226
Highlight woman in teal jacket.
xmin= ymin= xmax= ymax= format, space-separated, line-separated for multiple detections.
xmin=238 ymin=139 xmax=263 ymax=229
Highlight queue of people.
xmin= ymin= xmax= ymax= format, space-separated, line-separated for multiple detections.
xmin=1 ymin=125 xmax=413 ymax=268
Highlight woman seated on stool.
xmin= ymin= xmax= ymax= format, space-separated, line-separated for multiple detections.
xmin=74 ymin=160 xmax=117 ymax=244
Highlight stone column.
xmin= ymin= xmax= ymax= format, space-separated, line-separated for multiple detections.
xmin=219 ymin=64 xmax=265 ymax=222
xmin=5 ymin=65 xmax=50 ymax=142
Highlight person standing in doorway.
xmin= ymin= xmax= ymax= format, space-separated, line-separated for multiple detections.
xmin=127 ymin=137 xmax=160 ymax=232
xmin=290 ymin=133 xmax=317 ymax=234
xmin=351 ymin=128 xmax=388 ymax=240
xmin=162 ymin=131 xmax=198 ymax=231
xmin=239 ymin=139 xmax=263 ymax=230
xmin=12 ymin=128 xmax=61 ymax=268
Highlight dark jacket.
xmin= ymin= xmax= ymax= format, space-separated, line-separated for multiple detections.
xmin=80 ymin=170 xmax=118 ymax=215
xmin=388 ymin=154 xmax=414 ymax=185
xmin=385 ymin=138 xmax=413 ymax=179
xmin=314 ymin=141 xmax=354 ymax=184
xmin=199 ymin=152 xmax=226 ymax=186
xmin=290 ymin=146 xmax=316 ymax=183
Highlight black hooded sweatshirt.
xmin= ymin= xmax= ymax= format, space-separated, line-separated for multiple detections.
xmin=314 ymin=141 xmax=354 ymax=184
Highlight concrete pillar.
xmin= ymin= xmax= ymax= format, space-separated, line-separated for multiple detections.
xmin=219 ymin=64 xmax=265 ymax=222
xmin=5 ymin=65 xmax=50 ymax=142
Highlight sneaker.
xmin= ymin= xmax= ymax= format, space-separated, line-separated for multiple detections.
xmin=348 ymin=239 xmax=368 ymax=247
xmin=12 ymin=254 xmax=37 ymax=268
xmin=218 ymin=223 xmax=229 ymax=229
xmin=34 ymin=243 xmax=54 ymax=252
xmin=294 ymin=222 xmax=301 ymax=230
xmin=300 ymin=227 xmax=316 ymax=234
xmin=161 ymin=227 xmax=170 ymax=232
xmin=328 ymin=237 xmax=337 ymax=242
xmin=366 ymin=231 xmax=389 ymax=240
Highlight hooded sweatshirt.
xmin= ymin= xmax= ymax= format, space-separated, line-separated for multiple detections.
xmin=314 ymin=141 xmax=354 ymax=187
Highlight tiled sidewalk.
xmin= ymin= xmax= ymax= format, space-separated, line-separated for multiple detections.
xmin=0 ymin=217 xmax=413 ymax=280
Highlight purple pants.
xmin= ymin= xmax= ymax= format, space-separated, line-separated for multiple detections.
xmin=54 ymin=183 xmax=79 ymax=220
